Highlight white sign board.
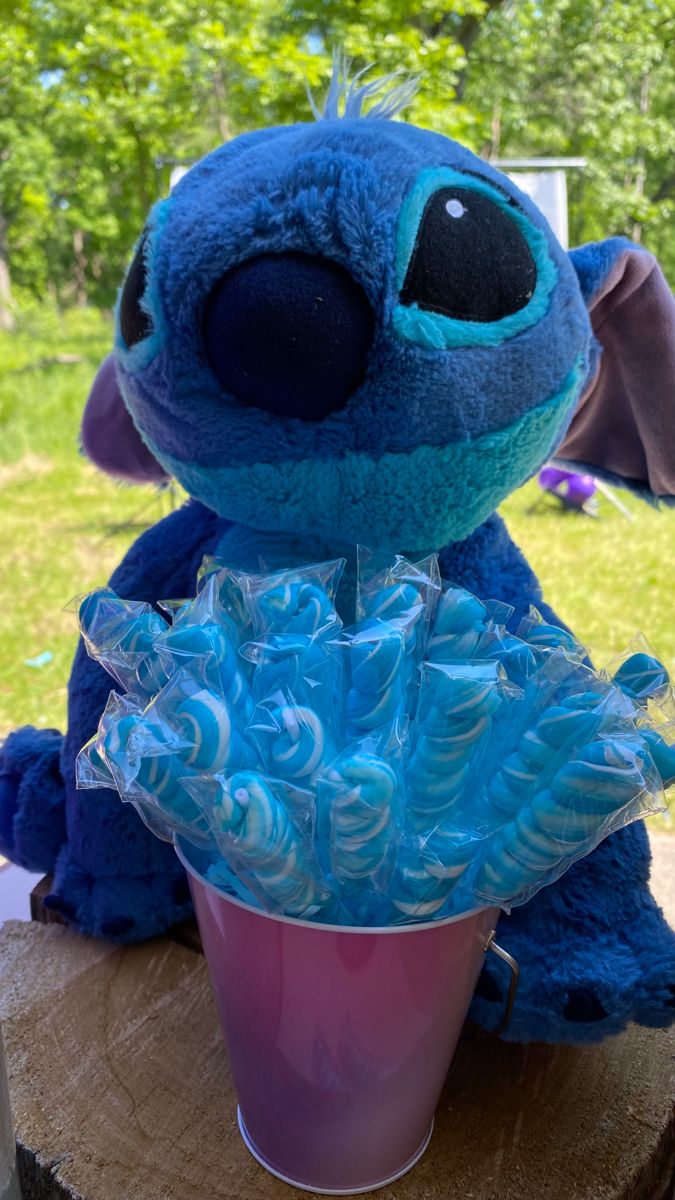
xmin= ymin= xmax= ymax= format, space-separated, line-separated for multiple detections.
xmin=507 ymin=169 xmax=569 ymax=249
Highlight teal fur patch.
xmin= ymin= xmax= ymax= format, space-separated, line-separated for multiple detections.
xmin=161 ymin=359 xmax=584 ymax=551
xmin=393 ymin=167 xmax=557 ymax=350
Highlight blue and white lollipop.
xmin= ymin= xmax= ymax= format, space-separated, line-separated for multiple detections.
xmin=257 ymin=703 xmax=334 ymax=787
xmin=485 ymin=693 xmax=610 ymax=820
xmin=100 ymin=710 xmax=205 ymax=835
xmin=426 ymin=587 xmax=487 ymax=663
xmin=254 ymin=580 xmax=339 ymax=636
xmin=613 ymin=652 xmax=670 ymax=703
xmin=406 ymin=668 xmax=502 ymax=828
xmin=146 ymin=669 xmax=257 ymax=776
xmin=390 ymin=827 xmax=479 ymax=919
xmin=320 ymin=752 xmax=399 ymax=882
xmin=345 ymin=621 xmax=406 ymax=735
xmin=78 ymin=588 xmax=169 ymax=697
xmin=476 ymin=739 xmax=650 ymax=903
xmin=156 ymin=620 xmax=253 ymax=721
xmin=207 ymin=771 xmax=331 ymax=916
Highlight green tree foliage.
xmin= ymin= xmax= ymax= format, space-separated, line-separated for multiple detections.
xmin=0 ymin=0 xmax=672 ymax=315
xmin=465 ymin=0 xmax=675 ymax=273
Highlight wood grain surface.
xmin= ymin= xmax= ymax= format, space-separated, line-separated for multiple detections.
xmin=1 ymin=920 xmax=673 ymax=1200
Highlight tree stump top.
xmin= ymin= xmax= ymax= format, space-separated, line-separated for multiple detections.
xmin=1 ymin=919 xmax=673 ymax=1200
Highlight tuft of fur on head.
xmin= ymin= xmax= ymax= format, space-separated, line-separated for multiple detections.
xmin=308 ymin=49 xmax=420 ymax=121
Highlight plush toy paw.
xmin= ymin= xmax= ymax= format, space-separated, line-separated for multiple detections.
xmin=46 ymin=846 xmax=192 ymax=942
xmin=469 ymin=820 xmax=675 ymax=1043
xmin=0 ymin=726 xmax=67 ymax=873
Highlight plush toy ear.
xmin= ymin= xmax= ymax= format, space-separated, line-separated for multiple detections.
xmin=80 ymin=354 xmax=169 ymax=484
xmin=555 ymin=239 xmax=675 ymax=501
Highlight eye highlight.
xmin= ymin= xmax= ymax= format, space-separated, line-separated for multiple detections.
xmin=119 ymin=234 xmax=153 ymax=348
xmin=400 ymin=186 xmax=537 ymax=323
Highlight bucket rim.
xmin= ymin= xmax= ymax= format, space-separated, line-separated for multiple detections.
xmin=175 ymin=836 xmax=494 ymax=936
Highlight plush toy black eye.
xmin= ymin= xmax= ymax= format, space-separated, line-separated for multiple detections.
xmin=400 ymin=187 xmax=537 ymax=322
xmin=119 ymin=234 xmax=152 ymax=347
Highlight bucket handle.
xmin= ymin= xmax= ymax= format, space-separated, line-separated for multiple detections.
xmin=483 ymin=929 xmax=520 ymax=1038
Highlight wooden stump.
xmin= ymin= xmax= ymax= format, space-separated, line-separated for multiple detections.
xmin=1 ymin=919 xmax=673 ymax=1200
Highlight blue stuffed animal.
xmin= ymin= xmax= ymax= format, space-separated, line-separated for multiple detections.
xmin=2 ymin=72 xmax=675 ymax=1043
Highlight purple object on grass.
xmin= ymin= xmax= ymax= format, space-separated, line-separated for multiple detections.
xmin=539 ymin=466 xmax=596 ymax=508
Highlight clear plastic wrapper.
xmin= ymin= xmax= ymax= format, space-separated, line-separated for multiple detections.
xmin=242 ymin=629 xmax=342 ymax=715
xmin=389 ymin=825 xmax=485 ymax=922
xmin=242 ymin=559 xmax=345 ymax=639
xmin=81 ymin=689 xmax=212 ymax=847
xmin=138 ymin=666 xmax=258 ymax=776
xmin=316 ymin=722 xmax=407 ymax=919
xmin=248 ymin=691 xmax=339 ymax=789
xmin=473 ymin=734 xmax=665 ymax=909
xmin=187 ymin=770 xmax=333 ymax=918
xmin=76 ymin=731 xmax=117 ymax=791
xmin=516 ymin=606 xmax=585 ymax=661
xmin=356 ymin=548 xmax=441 ymax=626
xmin=606 ymin=637 xmax=673 ymax=707
xmin=73 ymin=587 xmax=169 ymax=697
xmin=405 ymin=661 xmax=512 ymax=832
xmin=340 ymin=618 xmax=408 ymax=738
xmin=357 ymin=550 xmax=441 ymax=708
xmin=477 ymin=666 xmax=635 ymax=828
xmin=153 ymin=575 xmax=254 ymax=722
xmin=426 ymin=585 xmax=490 ymax=664
xmin=73 ymin=550 xmax=675 ymax=928
xmin=196 ymin=555 xmax=252 ymax=636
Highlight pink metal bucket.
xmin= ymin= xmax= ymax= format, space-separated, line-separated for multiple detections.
xmin=176 ymin=840 xmax=518 ymax=1195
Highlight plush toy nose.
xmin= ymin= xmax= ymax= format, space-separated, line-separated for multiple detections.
xmin=202 ymin=252 xmax=375 ymax=420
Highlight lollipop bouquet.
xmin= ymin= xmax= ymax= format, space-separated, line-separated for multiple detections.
xmin=73 ymin=553 xmax=675 ymax=928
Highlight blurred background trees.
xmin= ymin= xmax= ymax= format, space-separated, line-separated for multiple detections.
xmin=0 ymin=0 xmax=673 ymax=323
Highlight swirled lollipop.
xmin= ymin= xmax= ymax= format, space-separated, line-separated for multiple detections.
xmin=254 ymin=579 xmax=339 ymax=636
xmin=156 ymin=620 xmax=253 ymax=721
xmin=485 ymin=693 xmax=608 ymax=820
xmin=406 ymin=668 xmax=502 ymax=828
xmin=426 ymin=587 xmax=487 ymax=663
xmin=207 ymin=771 xmax=331 ymax=916
xmin=344 ymin=621 xmax=406 ymax=735
xmin=520 ymin=618 xmax=583 ymax=659
xmin=148 ymin=671 xmax=257 ymax=775
xmin=100 ymin=709 xmax=204 ymax=834
xmin=254 ymin=703 xmax=334 ymax=787
xmin=613 ymin=652 xmax=670 ymax=703
xmin=78 ymin=588 xmax=169 ymax=697
xmin=390 ymin=826 xmax=479 ymax=919
xmin=320 ymin=752 xmax=399 ymax=883
xmin=476 ymin=739 xmax=651 ymax=903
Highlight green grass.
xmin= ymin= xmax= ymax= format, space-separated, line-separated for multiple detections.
xmin=1 ymin=307 xmax=674 ymax=760
xmin=0 ymin=306 xmax=177 ymax=736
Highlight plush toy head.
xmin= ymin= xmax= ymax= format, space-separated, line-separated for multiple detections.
xmin=82 ymin=73 xmax=675 ymax=550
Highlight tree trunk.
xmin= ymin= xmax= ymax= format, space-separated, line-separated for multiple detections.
xmin=0 ymin=208 xmax=15 ymax=331
xmin=72 ymin=228 xmax=88 ymax=307
xmin=631 ymin=73 xmax=650 ymax=243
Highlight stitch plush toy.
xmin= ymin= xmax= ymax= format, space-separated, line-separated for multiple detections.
xmin=2 ymin=73 xmax=675 ymax=1044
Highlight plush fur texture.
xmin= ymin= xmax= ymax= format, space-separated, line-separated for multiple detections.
xmin=2 ymin=110 xmax=675 ymax=1045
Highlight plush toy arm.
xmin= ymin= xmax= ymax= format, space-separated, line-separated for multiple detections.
xmin=0 ymin=499 xmax=223 ymax=933
xmin=49 ymin=498 xmax=224 ymax=940
xmin=0 ymin=726 xmax=67 ymax=873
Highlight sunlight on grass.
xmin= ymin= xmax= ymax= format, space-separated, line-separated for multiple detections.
xmin=0 ymin=308 xmax=177 ymax=734
xmin=500 ymin=482 xmax=675 ymax=678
